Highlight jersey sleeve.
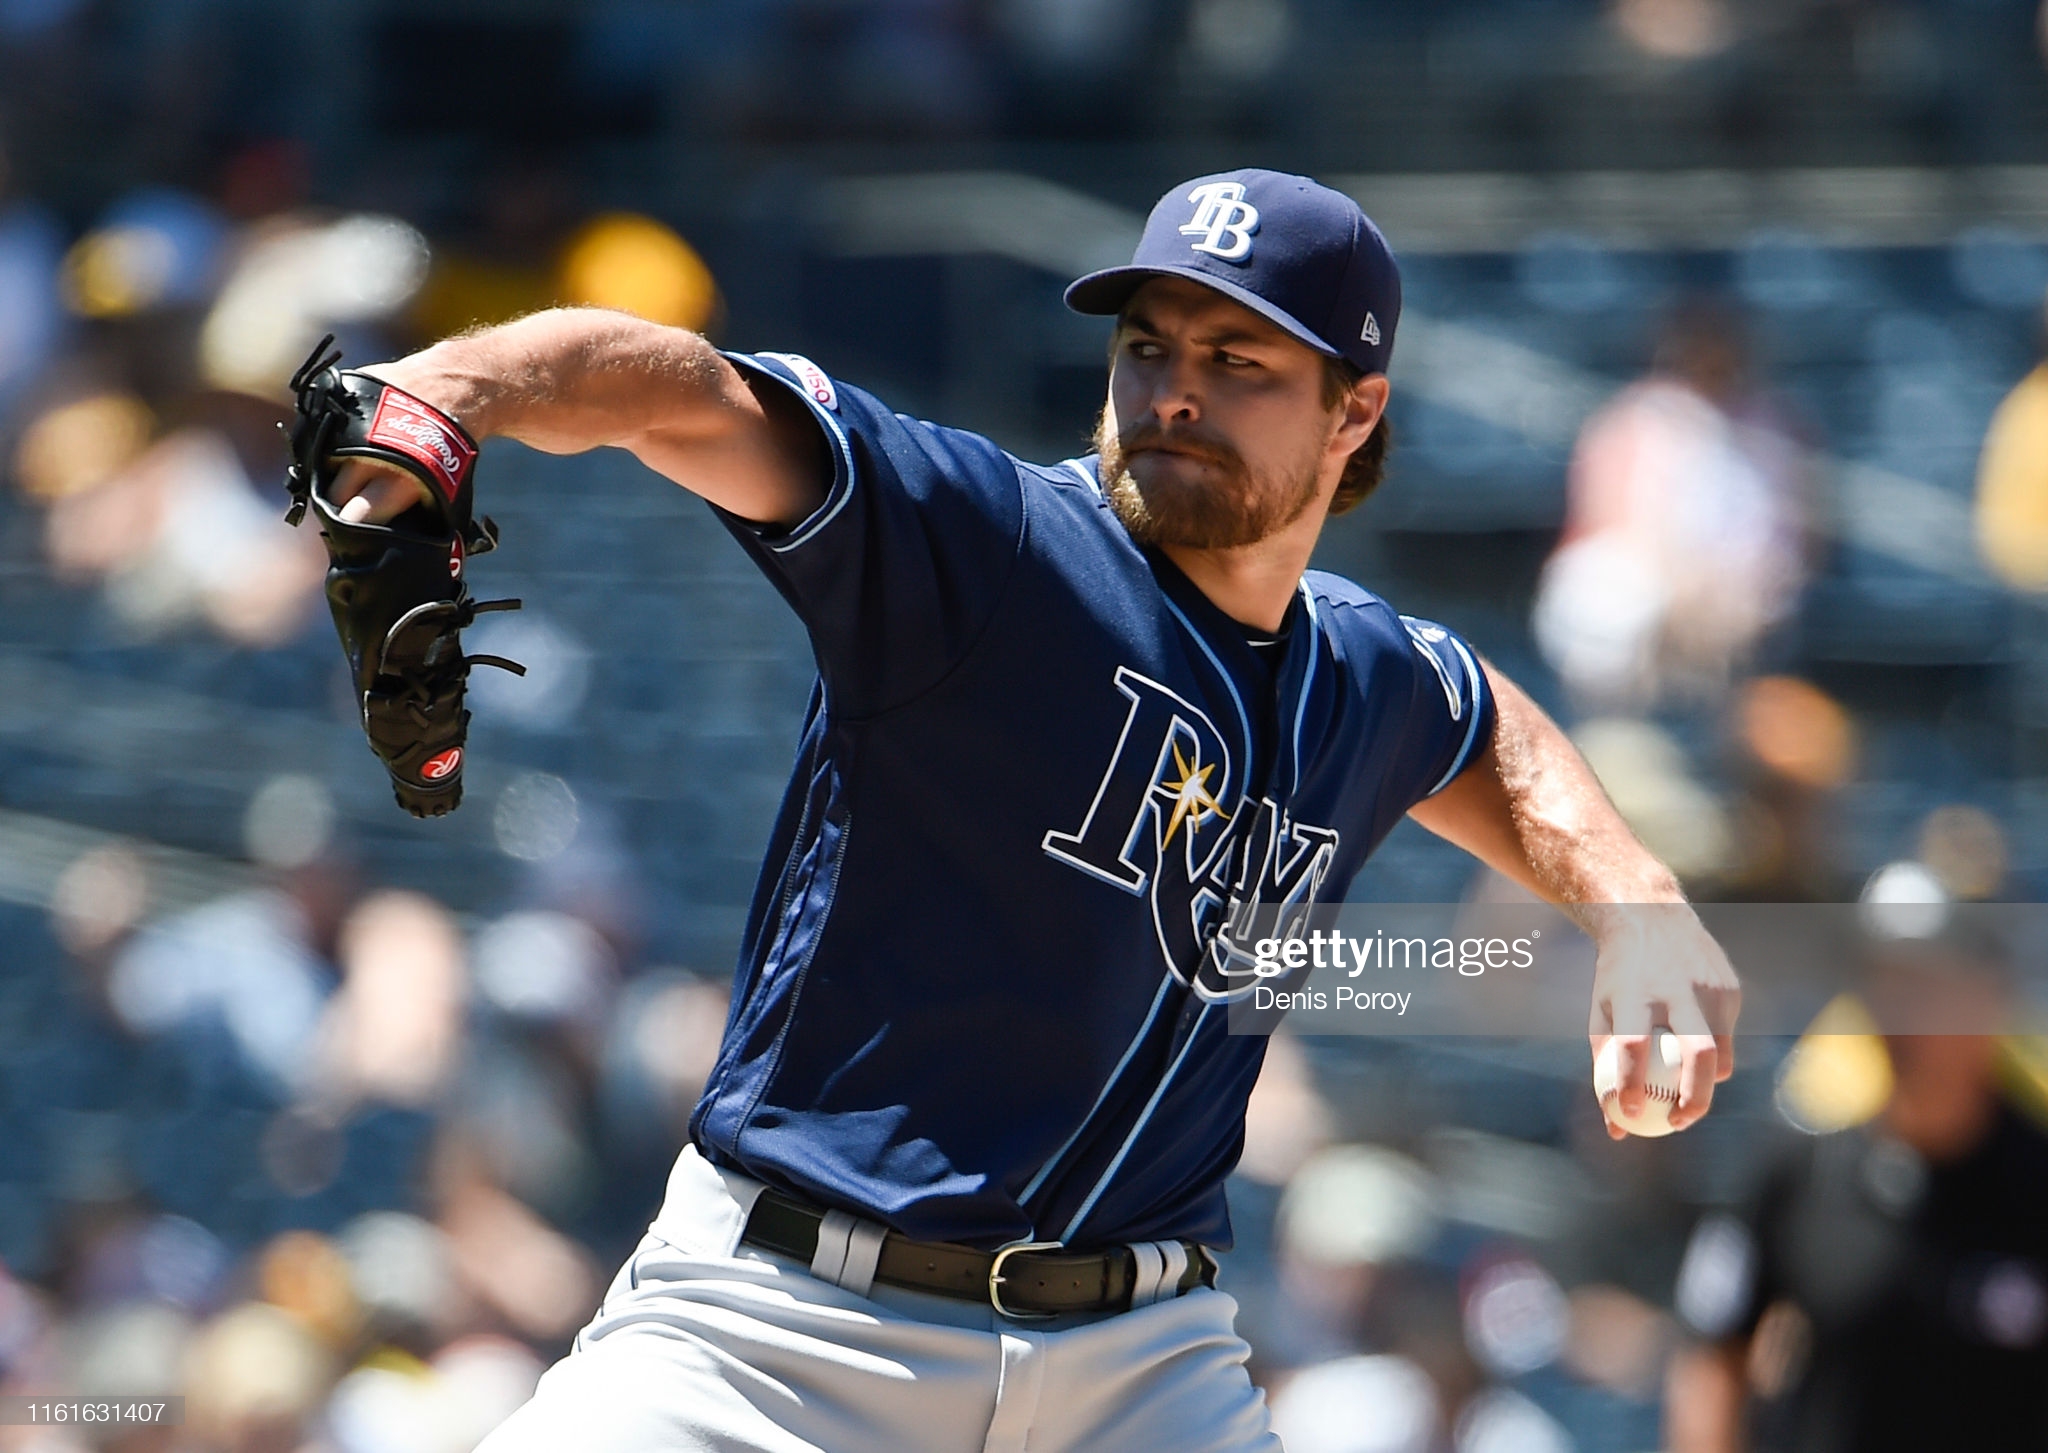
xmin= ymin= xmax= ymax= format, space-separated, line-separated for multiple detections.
xmin=710 ymin=351 xmax=1026 ymax=717
xmin=1388 ymin=613 xmax=1496 ymax=806
xmin=1322 ymin=597 xmax=1496 ymax=851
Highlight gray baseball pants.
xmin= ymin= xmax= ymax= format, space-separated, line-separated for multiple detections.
xmin=473 ymin=1146 xmax=1279 ymax=1453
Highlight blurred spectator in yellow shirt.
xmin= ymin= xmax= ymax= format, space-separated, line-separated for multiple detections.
xmin=1974 ymin=305 xmax=2048 ymax=591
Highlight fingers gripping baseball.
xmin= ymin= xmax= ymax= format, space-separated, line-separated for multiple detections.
xmin=1589 ymin=908 xmax=1741 ymax=1138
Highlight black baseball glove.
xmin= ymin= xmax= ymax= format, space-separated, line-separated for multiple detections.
xmin=282 ymin=335 xmax=524 ymax=818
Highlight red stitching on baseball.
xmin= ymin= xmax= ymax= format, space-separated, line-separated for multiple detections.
xmin=1605 ymin=1085 xmax=1680 ymax=1103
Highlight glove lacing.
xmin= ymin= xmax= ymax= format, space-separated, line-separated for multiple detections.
xmin=376 ymin=597 xmax=528 ymax=732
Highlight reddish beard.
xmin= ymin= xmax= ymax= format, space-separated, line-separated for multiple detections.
xmin=1095 ymin=408 xmax=1323 ymax=549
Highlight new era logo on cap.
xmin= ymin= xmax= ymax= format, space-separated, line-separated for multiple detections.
xmin=1065 ymin=168 xmax=1402 ymax=376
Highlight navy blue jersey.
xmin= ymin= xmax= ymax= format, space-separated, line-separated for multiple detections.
xmin=689 ymin=351 xmax=1495 ymax=1251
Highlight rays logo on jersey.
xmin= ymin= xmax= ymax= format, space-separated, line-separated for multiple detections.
xmin=1180 ymin=182 xmax=1260 ymax=262
xmin=1042 ymin=667 xmax=1336 ymax=1001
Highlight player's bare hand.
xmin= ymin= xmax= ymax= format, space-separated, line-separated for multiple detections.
xmin=1589 ymin=905 xmax=1740 ymax=1138
xmin=330 ymin=457 xmax=433 ymax=525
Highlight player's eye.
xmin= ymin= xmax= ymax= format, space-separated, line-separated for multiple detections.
xmin=1127 ymin=339 xmax=1164 ymax=360
xmin=1216 ymin=350 xmax=1258 ymax=368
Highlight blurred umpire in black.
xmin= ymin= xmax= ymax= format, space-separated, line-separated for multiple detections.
xmin=1663 ymin=896 xmax=2048 ymax=1451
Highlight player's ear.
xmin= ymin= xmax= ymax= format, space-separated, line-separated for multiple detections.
xmin=1334 ymin=373 xmax=1388 ymax=453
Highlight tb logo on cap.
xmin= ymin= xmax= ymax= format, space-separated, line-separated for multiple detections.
xmin=1181 ymin=182 xmax=1260 ymax=262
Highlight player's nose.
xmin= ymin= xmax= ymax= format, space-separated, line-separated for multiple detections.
xmin=1142 ymin=353 xmax=1203 ymax=425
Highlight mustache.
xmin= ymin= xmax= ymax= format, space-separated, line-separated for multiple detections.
xmin=1107 ymin=424 xmax=1241 ymax=470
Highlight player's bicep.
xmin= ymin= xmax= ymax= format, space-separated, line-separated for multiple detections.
xmin=1406 ymin=649 xmax=1528 ymax=850
xmin=621 ymin=354 xmax=829 ymax=528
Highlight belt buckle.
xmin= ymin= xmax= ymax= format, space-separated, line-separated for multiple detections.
xmin=988 ymin=1239 xmax=1064 ymax=1320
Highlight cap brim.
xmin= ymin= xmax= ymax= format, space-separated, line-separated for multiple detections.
xmin=1063 ymin=264 xmax=1341 ymax=361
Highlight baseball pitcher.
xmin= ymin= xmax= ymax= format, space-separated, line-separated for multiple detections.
xmin=288 ymin=170 xmax=1740 ymax=1452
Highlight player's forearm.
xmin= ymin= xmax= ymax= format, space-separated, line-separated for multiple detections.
xmin=1494 ymin=668 xmax=1686 ymax=936
xmin=355 ymin=308 xmax=825 ymax=526
xmin=1410 ymin=665 xmax=1684 ymax=927
xmin=1421 ymin=666 xmax=1738 ymax=1116
xmin=365 ymin=308 xmax=723 ymax=456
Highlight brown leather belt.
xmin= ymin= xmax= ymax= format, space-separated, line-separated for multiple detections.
xmin=741 ymin=1189 xmax=1215 ymax=1318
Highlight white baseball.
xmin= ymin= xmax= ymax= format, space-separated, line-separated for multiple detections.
xmin=1593 ymin=1030 xmax=1685 ymax=1137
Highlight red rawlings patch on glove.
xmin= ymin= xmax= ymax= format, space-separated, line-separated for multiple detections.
xmin=367 ymin=390 xmax=475 ymax=502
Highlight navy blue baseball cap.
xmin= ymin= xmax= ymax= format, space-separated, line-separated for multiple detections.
xmin=1065 ymin=169 xmax=1401 ymax=376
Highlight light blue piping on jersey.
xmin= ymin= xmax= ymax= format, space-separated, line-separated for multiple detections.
xmin=1058 ymin=1001 xmax=1214 ymax=1244
xmin=1428 ymin=632 xmax=1487 ymax=796
xmin=752 ymin=361 xmax=856 ymax=555
xmin=1024 ymin=476 xmax=1249 ymax=1228
xmin=1056 ymin=592 xmax=1319 ymax=1242
xmin=1014 ymin=968 xmax=1178 ymax=1210
xmin=1024 ymin=540 xmax=1249 ymax=1223
xmin=1291 ymin=582 xmax=1320 ymax=796
xmin=1159 ymin=595 xmax=1254 ymax=785
xmin=1037 ymin=455 xmax=1298 ymax=1243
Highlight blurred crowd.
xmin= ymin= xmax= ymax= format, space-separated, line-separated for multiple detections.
xmin=0 ymin=123 xmax=719 ymax=650
xmin=2 ymin=0 xmax=2045 ymax=188
xmin=0 ymin=113 xmax=745 ymax=1446
xmin=0 ymin=774 xmax=733 ymax=1453
xmin=1534 ymin=302 xmax=1813 ymax=718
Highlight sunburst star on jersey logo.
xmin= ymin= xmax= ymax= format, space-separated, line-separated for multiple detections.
xmin=1160 ymin=740 xmax=1227 ymax=847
